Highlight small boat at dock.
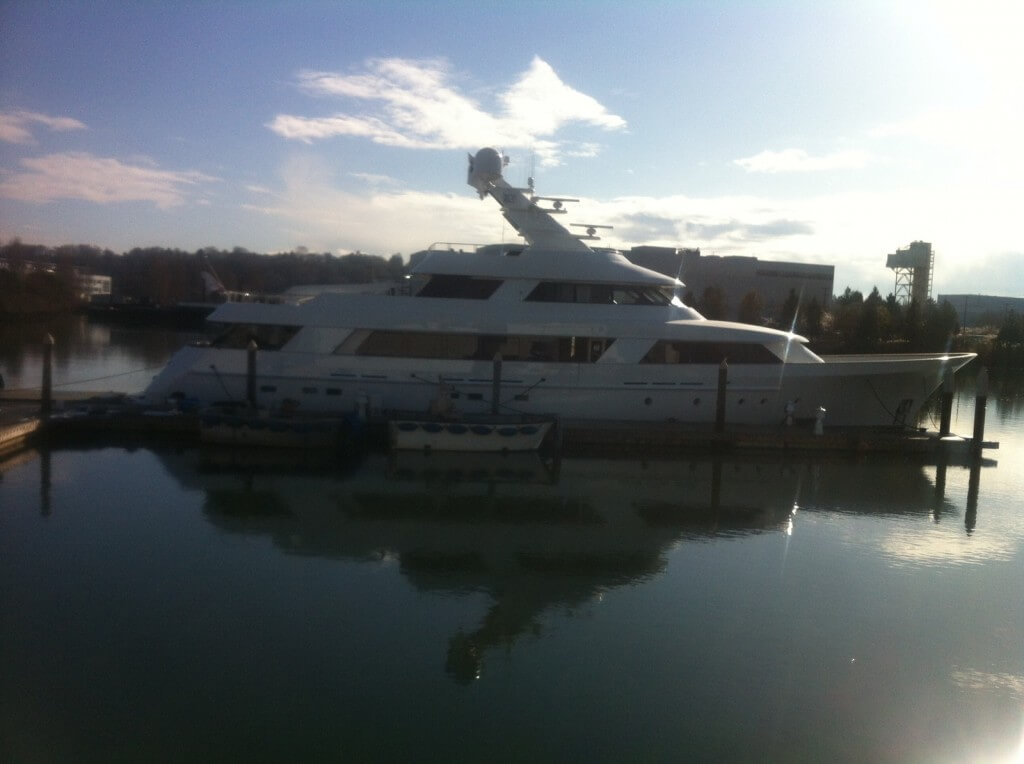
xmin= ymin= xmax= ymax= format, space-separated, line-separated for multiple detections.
xmin=200 ymin=405 xmax=361 ymax=450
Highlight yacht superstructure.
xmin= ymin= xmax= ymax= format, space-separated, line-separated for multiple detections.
xmin=143 ymin=148 xmax=974 ymax=427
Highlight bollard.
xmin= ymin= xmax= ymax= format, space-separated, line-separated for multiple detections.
xmin=939 ymin=370 xmax=954 ymax=436
xmin=814 ymin=406 xmax=826 ymax=436
xmin=247 ymin=339 xmax=257 ymax=409
xmin=41 ymin=333 xmax=54 ymax=419
xmin=972 ymin=367 xmax=988 ymax=453
xmin=715 ymin=359 xmax=728 ymax=433
xmin=491 ymin=353 xmax=502 ymax=415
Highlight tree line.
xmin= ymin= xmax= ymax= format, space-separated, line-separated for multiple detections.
xmin=0 ymin=240 xmax=406 ymax=314
xmin=4 ymin=238 xmax=1022 ymax=366
xmin=688 ymin=284 xmax=962 ymax=355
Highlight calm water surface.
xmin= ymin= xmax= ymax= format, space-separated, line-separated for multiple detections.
xmin=2 ymin=321 xmax=1023 ymax=762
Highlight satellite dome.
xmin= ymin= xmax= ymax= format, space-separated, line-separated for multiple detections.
xmin=467 ymin=147 xmax=505 ymax=197
xmin=472 ymin=148 xmax=503 ymax=180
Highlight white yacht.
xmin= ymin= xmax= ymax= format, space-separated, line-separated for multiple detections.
xmin=143 ymin=148 xmax=974 ymax=427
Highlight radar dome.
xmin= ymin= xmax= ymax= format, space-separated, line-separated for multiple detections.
xmin=472 ymin=148 xmax=503 ymax=179
xmin=467 ymin=147 xmax=505 ymax=197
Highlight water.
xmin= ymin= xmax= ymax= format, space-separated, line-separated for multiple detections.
xmin=0 ymin=314 xmax=201 ymax=395
xmin=2 ymin=321 xmax=1023 ymax=762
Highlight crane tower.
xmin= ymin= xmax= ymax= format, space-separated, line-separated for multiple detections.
xmin=886 ymin=241 xmax=934 ymax=305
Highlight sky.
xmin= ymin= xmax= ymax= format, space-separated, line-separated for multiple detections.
xmin=1 ymin=0 xmax=1022 ymax=296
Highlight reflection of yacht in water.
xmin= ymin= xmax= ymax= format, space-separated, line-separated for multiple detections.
xmin=143 ymin=148 xmax=974 ymax=427
xmin=156 ymin=448 xmax=949 ymax=683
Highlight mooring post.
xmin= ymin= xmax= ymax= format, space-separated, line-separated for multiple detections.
xmin=715 ymin=359 xmax=728 ymax=434
xmin=41 ymin=333 xmax=54 ymax=420
xmin=972 ymin=367 xmax=988 ymax=453
xmin=939 ymin=369 xmax=954 ymax=436
xmin=246 ymin=339 xmax=258 ymax=409
xmin=491 ymin=353 xmax=502 ymax=415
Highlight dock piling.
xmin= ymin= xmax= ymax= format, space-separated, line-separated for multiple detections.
xmin=715 ymin=360 xmax=728 ymax=434
xmin=492 ymin=353 xmax=502 ymax=415
xmin=939 ymin=370 xmax=954 ymax=436
xmin=247 ymin=340 xmax=257 ymax=409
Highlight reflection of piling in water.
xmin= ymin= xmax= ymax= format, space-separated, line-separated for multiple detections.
xmin=711 ymin=454 xmax=723 ymax=510
xmin=41 ymin=334 xmax=54 ymax=420
xmin=933 ymin=454 xmax=947 ymax=522
xmin=40 ymin=447 xmax=51 ymax=517
xmin=966 ymin=459 xmax=981 ymax=534
xmin=972 ymin=368 xmax=988 ymax=454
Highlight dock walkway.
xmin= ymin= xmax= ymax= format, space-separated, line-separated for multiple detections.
xmin=0 ymin=390 xmax=998 ymax=463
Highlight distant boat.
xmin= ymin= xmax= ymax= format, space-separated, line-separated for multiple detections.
xmin=389 ymin=413 xmax=554 ymax=453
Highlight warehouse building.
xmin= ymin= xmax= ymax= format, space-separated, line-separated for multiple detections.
xmin=626 ymin=246 xmax=834 ymax=319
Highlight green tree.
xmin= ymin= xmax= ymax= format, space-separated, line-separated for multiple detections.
xmin=802 ymin=297 xmax=823 ymax=338
xmin=698 ymin=286 xmax=728 ymax=320
xmin=902 ymin=299 xmax=923 ymax=349
xmin=779 ymin=289 xmax=799 ymax=328
xmin=996 ymin=310 xmax=1023 ymax=345
xmin=737 ymin=290 xmax=763 ymax=324
xmin=853 ymin=288 xmax=887 ymax=351
xmin=919 ymin=299 xmax=959 ymax=351
xmin=834 ymin=287 xmax=863 ymax=306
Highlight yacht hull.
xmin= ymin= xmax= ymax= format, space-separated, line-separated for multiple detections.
xmin=143 ymin=346 xmax=974 ymax=428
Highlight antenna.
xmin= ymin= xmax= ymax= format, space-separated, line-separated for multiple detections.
xmin=570 ymin=223 xmax=613 ymax=241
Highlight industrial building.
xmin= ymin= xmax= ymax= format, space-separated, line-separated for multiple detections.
xmin=626 ymin=246 xmax=834 ymax=319
xmin=886 ymin=241 xmax=933 ymax=305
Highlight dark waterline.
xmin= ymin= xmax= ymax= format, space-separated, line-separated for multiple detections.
xmin=2 ymin=320 xmax=1023 ymax=762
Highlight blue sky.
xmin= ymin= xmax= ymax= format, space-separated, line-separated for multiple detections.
xmin=1 ymin=0 xmax=1021 ymax=296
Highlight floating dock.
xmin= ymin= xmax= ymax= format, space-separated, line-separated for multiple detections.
xmin=0 ymin=392 xmax=999 ymax=463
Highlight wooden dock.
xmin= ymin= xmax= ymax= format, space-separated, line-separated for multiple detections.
xmin=557 ymin=418 xmax=997 ymax=458
xmin=0 ymin=391 xmax=998 ymax=463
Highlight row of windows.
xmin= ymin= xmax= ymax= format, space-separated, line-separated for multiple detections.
xmin=353 ymin=331 xmax=610 ymax=362
xmin=641 ymin=340 xmax=781 ymax=364
xmin=210 ymin=323 xmax=300 ymax=350
xmin=349 ymin=331 xmax=780 ymax=365
xmin=526 ymin=282 xmax=675 ymax=305
xmin=258 ymin=385 xmax=342 ymax=396
xmin=412 ymin=275 xmax=676 ymax=305
xmin=208 ymin=323 xmax=779 ymax=365
xmin=415 ymin=275 xmax=502 ymax=299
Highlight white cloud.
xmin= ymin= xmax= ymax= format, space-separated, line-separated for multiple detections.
xmin=243 ymin=154 xmax=498 ymax=254
xmin=267 ymin=57 xmax=626 ymax=166
xmin=499 ymin=58 xmax=626 ymax=135
xmin=0 ymin=152 xmax=217 ymax=208
xmin=735 ymin=148 xmax=872 ymax=173
xmin=0 ymin=110 xmax=87 ymax=144
xmin=349 ymin=172 xmax=400 ymax=186
xmin=245 ymin=131 xmax=1023 ymax=295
